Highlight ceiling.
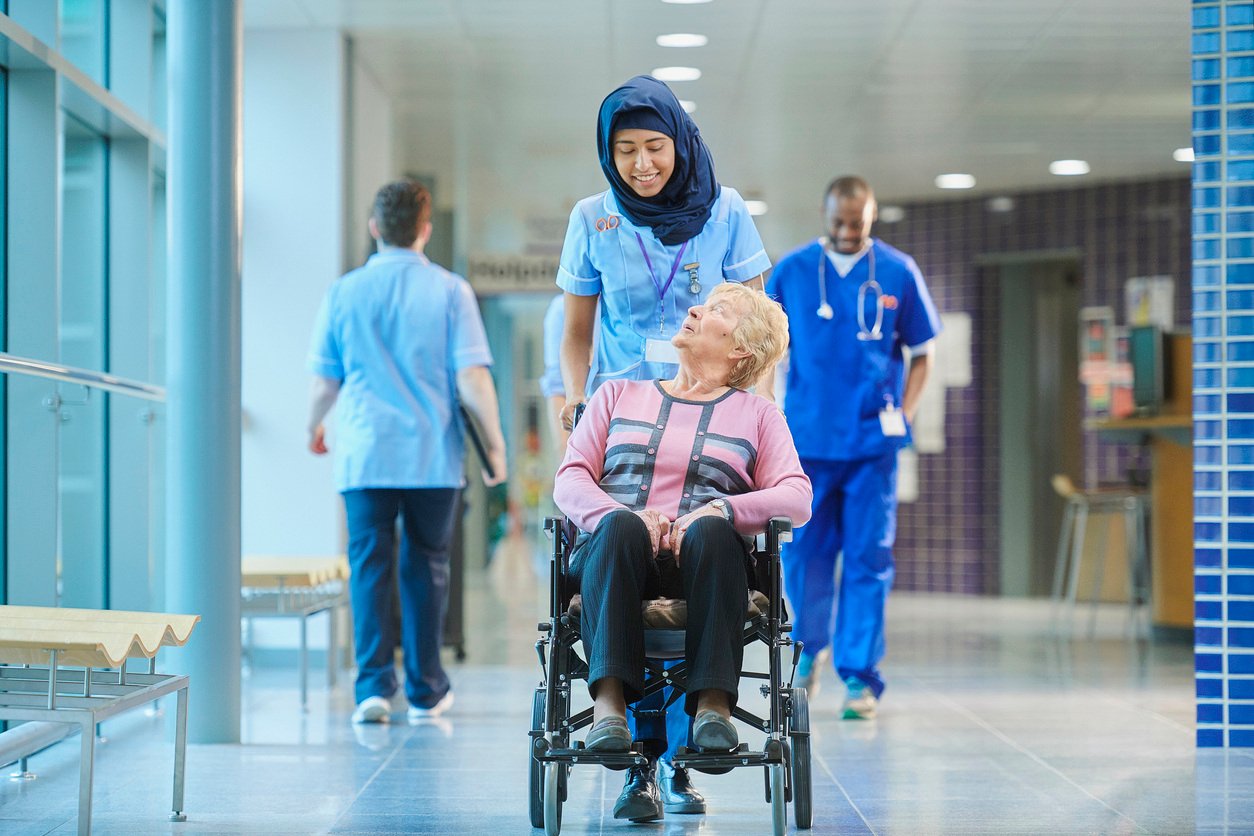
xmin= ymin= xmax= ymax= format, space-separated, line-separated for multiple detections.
xmin=243 ymin=0 xmax=1192 ymax=252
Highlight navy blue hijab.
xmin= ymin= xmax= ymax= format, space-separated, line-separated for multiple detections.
xmin=597 ymin=75 xmax=720 ymax=246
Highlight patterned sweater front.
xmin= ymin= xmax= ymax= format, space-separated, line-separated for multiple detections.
xmin=554 ymin=380 xmax=813 ymax=535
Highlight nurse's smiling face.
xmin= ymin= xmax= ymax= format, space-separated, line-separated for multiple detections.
xmin=825 ymin=190 xmax=877 ymax=254
xmin=613 ymin=129 xmax=675 ymax=198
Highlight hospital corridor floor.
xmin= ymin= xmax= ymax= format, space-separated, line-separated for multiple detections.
xmin=0 ymin=565 xmax=1248 ymax=835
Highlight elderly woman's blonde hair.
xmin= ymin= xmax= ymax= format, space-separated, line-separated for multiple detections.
xmin=705 ymin=282 xmax=790 ymax=390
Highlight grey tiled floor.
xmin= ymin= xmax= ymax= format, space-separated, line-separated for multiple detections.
xmin=1 ymin=565 xmax=1251 ymax=835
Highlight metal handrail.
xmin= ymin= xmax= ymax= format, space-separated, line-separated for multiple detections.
xmin=0 ymin=353 xmax=165 ymax=402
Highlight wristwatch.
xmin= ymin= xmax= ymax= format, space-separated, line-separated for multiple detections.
xmin=709 ymin=498 xmax=731 ymax=521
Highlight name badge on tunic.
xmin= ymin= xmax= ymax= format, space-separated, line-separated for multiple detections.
xmin=645 ymin=338 xmax=680 ymax=365
xmin=879 ymin=407 xmax=907 ymax=437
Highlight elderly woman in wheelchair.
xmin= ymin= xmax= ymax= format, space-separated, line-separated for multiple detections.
xmin=551 ymin=281 xmax=813 ymax=799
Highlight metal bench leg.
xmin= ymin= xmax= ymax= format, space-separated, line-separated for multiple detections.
xmin=170 ymin=684 xmax=188 ymax=821
xmin=300 ymin=613 xmax=309 ymax=711
xmin=77 ymin=717 xmax=94 ymax=836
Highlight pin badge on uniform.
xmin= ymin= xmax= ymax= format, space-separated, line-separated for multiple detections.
xmin=684 ymin=262 xmax=701 ymax=296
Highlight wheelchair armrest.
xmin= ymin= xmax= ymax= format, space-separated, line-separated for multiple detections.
xmin=766 ymin=517 xmax=793 ymax=557
xmin=544 ymin=516 xmax=564 ymax=535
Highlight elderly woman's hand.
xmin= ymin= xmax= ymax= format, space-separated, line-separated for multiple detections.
xmin=667 ymin=505 xmax=726 ymax=564
xmin=634 ymin=509 xmax=672 ymax=558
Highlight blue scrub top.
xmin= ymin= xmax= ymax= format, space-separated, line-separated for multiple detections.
xmin=557 ymin=186 xmax=771 ymax=396
xmin=767 ymin=238 xmax=941 ymax=462
xmin=308 ymin=249 xmax=493 ymax=491
xmin=539 ymin=294 xmax=565 ymax=399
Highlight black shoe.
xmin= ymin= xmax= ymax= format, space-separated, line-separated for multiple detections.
xmin=613 ymin=763 xmax=662 ymax=822
xmin=658 ymin=760 xmax=706 ymax=814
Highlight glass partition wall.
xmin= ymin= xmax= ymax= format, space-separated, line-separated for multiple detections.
xmin=2 ymin=2 xmax=167 ymax=611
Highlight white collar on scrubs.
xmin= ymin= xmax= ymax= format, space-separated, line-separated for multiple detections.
xmin=823 ymin=240 xmax=872 ymax=278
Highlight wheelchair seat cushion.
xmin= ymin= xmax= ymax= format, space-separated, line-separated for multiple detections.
xmin=567 ymin=590 xmax=769 ymax=629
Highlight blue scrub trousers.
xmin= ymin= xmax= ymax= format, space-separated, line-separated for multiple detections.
xmin=343 ymin=487 xmax=459 ymax=709
xmin=629 ymin=666 xmax=691 ymax=763
xmin=783 ymin=453 xmax=897 ymax=698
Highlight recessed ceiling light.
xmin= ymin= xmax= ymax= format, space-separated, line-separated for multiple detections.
xmin=652 ymin=66 xmax=701 ymax=82
xmin=1173 ymin=146 xmax=1195 ymax=162
xmin=744 ymin=200 xmax=768 ymax=216
xmin=661 ymin=0 xmax=713 ymax=4
xmin=935 ymin=173 xmax=975 ymax=190
xmin=657 ymin=33 xmax=708 ymax=48
xmin=678 ymin=99 xmax=697 ymax=114
xmin=878 ymin=205 xmax=906 ymax=223
xmin=1049 ymin=159 xmax=1090 ymax=176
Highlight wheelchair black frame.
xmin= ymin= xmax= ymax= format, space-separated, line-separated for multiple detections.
xmin=530 ymin=513 xmax=812 ymax=833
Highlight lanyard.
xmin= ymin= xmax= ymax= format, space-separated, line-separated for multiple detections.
xmin=635 ymin=233 xmax=688 ymax=332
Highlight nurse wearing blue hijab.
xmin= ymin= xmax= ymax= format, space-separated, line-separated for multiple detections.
xmin=557 ymin=74 xmax=771 ymax=431
xmin=555 ymin=75 xmax=771 ymax=823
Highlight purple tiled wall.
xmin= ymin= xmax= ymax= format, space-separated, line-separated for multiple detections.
xmin=884 ymin=177 xmax=1191 ymax=594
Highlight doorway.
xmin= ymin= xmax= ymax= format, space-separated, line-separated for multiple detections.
xmin=988 ymin=255 xmax=1082 ymax=597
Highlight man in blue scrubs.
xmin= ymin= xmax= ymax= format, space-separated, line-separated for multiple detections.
xmin=307 ymin=180 xmax=507 ymax=725
xmin=764 ymin=175 xmax=940 ymax=719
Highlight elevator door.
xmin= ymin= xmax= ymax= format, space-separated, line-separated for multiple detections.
xmin=996 ymin=259 xmax=1082 ymax=597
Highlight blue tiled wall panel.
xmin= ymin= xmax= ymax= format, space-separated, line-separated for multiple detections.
xmin=1198 ymin=677 xmax=1224 ymax=699
xmin=1230 ymin=627 xmax=1254 ymax=647
xmin=1197 ymin=547 xmax=1223 ymax=567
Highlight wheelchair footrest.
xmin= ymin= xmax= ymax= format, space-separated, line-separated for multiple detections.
xmin=539 ymin=746 xmax=650 ymax=770
xmin=673 ymin=740 xmax=784 ymax=771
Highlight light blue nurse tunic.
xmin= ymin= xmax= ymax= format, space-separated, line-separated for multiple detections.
xmin=556 ymin=186 xmax=771 ymax=397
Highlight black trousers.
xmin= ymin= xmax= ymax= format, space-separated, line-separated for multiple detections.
xmin=569 ymin=509 xmax=752 ymax=716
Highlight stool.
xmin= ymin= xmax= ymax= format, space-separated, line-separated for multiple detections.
xmin=1049 ymin=474 xmax=1150 ymax=637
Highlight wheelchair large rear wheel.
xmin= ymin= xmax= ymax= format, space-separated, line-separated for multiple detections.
xmin=770 ymin=763 xmax=787 ymax=836
xmin=790 ymin=688 xmax=813 ymax=829
xmin=529 ymin=688 xmax=545 ymax=829
xmin=544 ymin=761 xmax=565 ymax=835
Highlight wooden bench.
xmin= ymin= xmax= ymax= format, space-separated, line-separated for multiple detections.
xmin=241 ymin=555 xmax=349 ymax=709
xmin=0 ymin=605 xmax=199 ymax=835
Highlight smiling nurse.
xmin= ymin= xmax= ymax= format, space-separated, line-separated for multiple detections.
xmin=554 ymin=74 xmax=772 ymax=823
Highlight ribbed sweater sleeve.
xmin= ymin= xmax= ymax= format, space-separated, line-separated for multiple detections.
xmin=552 ymin=380 xmax=627 ymax=532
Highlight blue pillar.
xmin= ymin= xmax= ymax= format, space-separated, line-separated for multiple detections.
xmin=1193 ymin=0 xmax=1254 ymax=749
xmin=166 ymin=0 xmax=242 ymax=743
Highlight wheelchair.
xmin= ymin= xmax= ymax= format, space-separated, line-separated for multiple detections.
xmin=529 ymin=513 xmax=813 ymax=835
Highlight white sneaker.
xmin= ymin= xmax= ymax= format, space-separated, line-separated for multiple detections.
xmin=352 ymin=695 xmax=392 ymax=724
xmin=841 ymin=677 xmax=878 ymax=720
xmin=407 ymin=691 xmax=454 ymax=722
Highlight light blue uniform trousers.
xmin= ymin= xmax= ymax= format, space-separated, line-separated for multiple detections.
xmin=783 ymin=452 xmax=898 ymax=698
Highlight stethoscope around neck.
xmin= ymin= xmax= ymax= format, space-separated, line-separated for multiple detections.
xmin=816 ymin=237 xmax=884 ymax=341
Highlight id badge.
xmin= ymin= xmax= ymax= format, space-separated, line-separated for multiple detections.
xmin=645 ymin=338 xmax=679 ymax=365
xmin=879 ymin=407 xmax=907 ymax=437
